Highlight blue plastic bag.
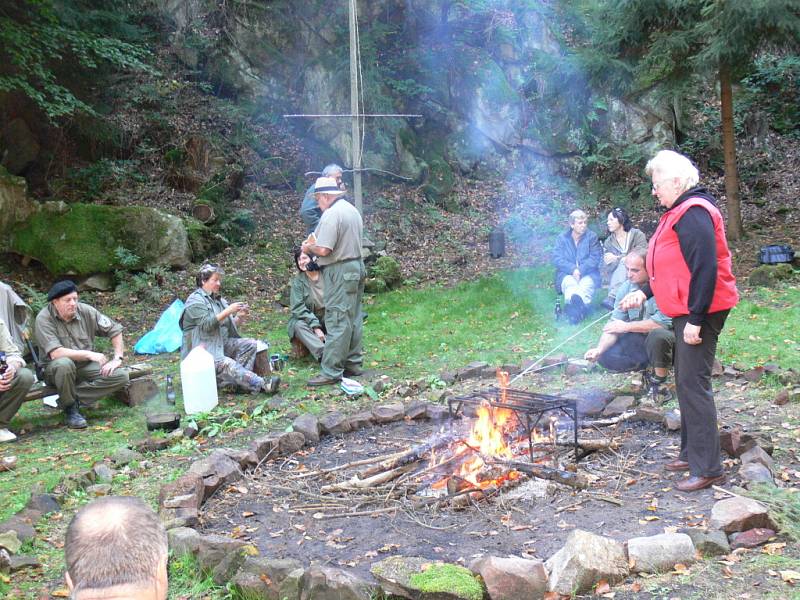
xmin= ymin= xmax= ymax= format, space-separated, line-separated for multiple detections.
xmin=134 ymin=299 xmax=185 ymax=354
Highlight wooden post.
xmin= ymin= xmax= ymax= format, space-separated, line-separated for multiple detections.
xmin=348 ymin=0 xmax=363 ymax=213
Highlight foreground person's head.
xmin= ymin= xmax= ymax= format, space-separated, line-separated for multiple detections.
xmin=65 ymin=496 xmax=168 ymax=600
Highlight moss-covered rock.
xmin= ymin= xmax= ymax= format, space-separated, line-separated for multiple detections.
xmin=749 ymin=263 xmax=796 ymax=288
xmin=184 ymin=216 xmax=229 ymax=261
xmin=370 ymin=256 xmax=403 ymax=288
xmin=371 ymin=556 xmax=485 ymax=600
xmin=10 ymin=203 xmax=191 ymax=275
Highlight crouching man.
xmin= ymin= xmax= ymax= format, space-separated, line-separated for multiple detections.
xmin=584 ymin=250 xmax=674 ymax=384
xmin=35 ymin=281 xmax=129 ymax=429
xmin=0 ymin=318 xmax=35 ymax=443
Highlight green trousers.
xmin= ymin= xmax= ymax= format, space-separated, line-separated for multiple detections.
xmin=0 ymin=368 xmax=34 ymax=427
xmin=320 ymin=259 xmax=365 ymax=379
xmin=292 ymin=321 xmax=325 ymax=361
xmin=44 ymin=358 xmax=129 ymax=409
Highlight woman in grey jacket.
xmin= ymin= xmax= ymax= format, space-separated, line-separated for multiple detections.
xmin=602 ymin=207 xmax=648 ymax=308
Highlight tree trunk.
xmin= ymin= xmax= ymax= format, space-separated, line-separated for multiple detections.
xmin=719 ymin=63 xmax=743 ymax=240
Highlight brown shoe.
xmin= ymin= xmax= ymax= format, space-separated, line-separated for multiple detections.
xmin=674 ymin=474 xmax=725 ymax=492
xmin=307 ymin=374 xmax=341 ymax=387
xmin=665 ymin=459 xmax=690 ymax=472
xmin=344 ymin=366 xmax=364 ymax=377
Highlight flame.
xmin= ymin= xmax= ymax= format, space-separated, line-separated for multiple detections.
xmin=429 ymin=370 xmax=549 ymax=492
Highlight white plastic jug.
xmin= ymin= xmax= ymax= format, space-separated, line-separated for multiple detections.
xmin=180 ymin=346 xmax=218 ymax=414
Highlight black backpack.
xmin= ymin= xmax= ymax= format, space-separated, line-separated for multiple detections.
xmin=758 ymin=244 xmax=795 ymax=265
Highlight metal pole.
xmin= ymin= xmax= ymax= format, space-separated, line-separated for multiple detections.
xmin=348 ymin=0 xmax=363 ymax=213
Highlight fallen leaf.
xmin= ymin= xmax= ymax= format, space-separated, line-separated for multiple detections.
xmin=780 ymin=570 xmax=800 ymax=583
xmin=242 ymin=511 xmax=255 ymax=518
xmin=722 ymin=566 xmax=734 ymax=578
xmin=52 ymin=590 xmax=70 ymax=598
xmin=631 ymin=582 xmax=642 ymax=592
xmin=595 ymin=579 xmax=611 ymax=594
xmin=762 ymin=542 xmax=786 ymax=556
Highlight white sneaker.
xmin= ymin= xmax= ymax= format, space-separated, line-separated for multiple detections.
xmin=0 ymin=428 xmax=17 ymax=443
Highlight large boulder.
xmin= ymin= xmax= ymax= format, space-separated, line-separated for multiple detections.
xmin=627 ymin=533 xmax=696 ymax=573
xmin=10 ymin=202 xmax=191 ymax=275
xmin=301 ymin=565 xmax=379 ymax=600
xmin=545 ymin=529 xmax=629 ymax=595
xmin=709 ymin=497 xmax=778 ymax=533
xmin=469 ymin=555 xmax=548 ymax=600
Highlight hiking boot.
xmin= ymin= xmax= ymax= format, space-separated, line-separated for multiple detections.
xmin=344 ymin=366 xmax=364 ymax=377
xmin=307 ymin=374 xmax=341 ymax=387
xmin=568 ymin=295 xmax=585 ymax=324
xmin=64 ymin=405 xmax=88 ymax=429
xmin=0 ymin=428 xmax=17 ymax=443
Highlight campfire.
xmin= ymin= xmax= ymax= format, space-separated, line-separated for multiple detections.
xmin=315 ymin=370 xmax=591 ymax=505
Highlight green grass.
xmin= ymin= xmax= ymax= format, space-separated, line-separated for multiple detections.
xmin=2 ymin=269 xmax=799 ymax=598
xmin=716 ymin=283 xmax=800 ymax=370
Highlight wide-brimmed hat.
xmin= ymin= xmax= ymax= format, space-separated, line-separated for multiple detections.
xmin=314 ymin=176 xmax=345 ymax=196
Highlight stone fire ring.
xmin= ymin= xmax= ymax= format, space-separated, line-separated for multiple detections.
xmin=158 ymin=401 xmax=780 ymax=599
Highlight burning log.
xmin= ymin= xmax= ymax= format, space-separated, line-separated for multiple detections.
xmin=495 ymin=460 xmax=588 ymax=489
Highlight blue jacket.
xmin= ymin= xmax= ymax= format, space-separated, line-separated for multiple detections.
xmin=552 ymin=228 xmax=602 ymax=290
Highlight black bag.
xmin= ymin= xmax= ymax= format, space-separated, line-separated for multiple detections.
xmin=758 ymin=244 xmax=795 ymax=265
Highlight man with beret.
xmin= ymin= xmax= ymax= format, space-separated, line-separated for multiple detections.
xmin=0 ymin=318 xmax=35 ymax=442
xmin=34 ymin=281 xmax=129 ymax=429
xmin=301 ymin=176 xmax=365 ymax=386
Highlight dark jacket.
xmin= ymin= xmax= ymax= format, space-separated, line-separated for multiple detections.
xmin=552 ymin=228 xmax=603 ymax=290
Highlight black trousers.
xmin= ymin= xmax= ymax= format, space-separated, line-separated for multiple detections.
xmin=598 ymin=329 xmax=674 ymax=373
xmin=674 ymin=310 xmax=729 ymax=478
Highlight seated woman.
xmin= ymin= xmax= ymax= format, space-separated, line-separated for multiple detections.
xmin=552 ymin=209 xmax=602 ymax=324
xmin=287 ymin=249 xmax=326 ymax=360
xmin=601 ymin=207 xmax=647 ymax=309
xmin=180 ymin=263 xmax=278 ymax=394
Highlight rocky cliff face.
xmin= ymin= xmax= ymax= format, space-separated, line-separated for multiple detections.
xmin=154 ymin=0 xmax=673 ymax=204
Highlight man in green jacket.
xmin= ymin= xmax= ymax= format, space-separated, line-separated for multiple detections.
xmin=0 ymin=318 xmax=35 ymax=442
xmin=301 ymin=176 xmax=365 ymax=386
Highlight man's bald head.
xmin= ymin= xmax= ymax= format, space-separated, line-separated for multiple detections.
xmin=65 ymin=496 xmax=168 ymax=599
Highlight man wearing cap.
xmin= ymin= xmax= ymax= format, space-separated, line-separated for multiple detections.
xmin=300 ymin=164 xmax=345 ymax=234
xmin=0 ymin=318 xmax=35 ymax=443
xmin=34 ymin=281 xmax=129 ymax=429
xmin=301 ymin=176 xmax=365 ymax=386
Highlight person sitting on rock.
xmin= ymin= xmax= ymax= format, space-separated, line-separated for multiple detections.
xmin=65 ymin=496 xmax=168 ymax=600
xmin=0 ymin=318 xmax=35 ymax=443
xmin=601 ymin=207 xmax=648 ymax=310
xmin=34 ymin=280 xmax=130 ymax=429
xmin=180 ymin=263 xmax=279 ymax=394
xmin=0 ymin=280 xmax=32 ymax=354
xmin=552 ymin=209 xmax=602 ymax=324
xmin=584 ymin=249 xmax=674 ymax=387
xmin=288 ymin=248 xmax=326 ymax=361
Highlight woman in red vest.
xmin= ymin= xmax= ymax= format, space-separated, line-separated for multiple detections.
xmin=620 ymin=150 xmax=738 ymax=492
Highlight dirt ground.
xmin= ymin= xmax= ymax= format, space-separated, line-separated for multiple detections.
xmin=201 ymin=368 xmax=800 ymax=582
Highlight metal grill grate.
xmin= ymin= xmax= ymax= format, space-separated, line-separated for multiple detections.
xmin=447 ymin=388 xmax=581 ymax=462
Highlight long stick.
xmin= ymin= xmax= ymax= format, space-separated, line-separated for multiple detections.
xmin=357 ymin=434 xmax=457 ymax=479
xmin=289 ymin=448 xmax=411 ymax=479
xmin=321 ymin=464 xmax=416 ymax=493
xmin=509 ymin=311 xmax=611 ymax=385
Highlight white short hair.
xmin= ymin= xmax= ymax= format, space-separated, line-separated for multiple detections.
xmin=569 ymin=209 xmax=587 ymax=224
xmin=645 ymin=150 xmax=700 ymax=192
